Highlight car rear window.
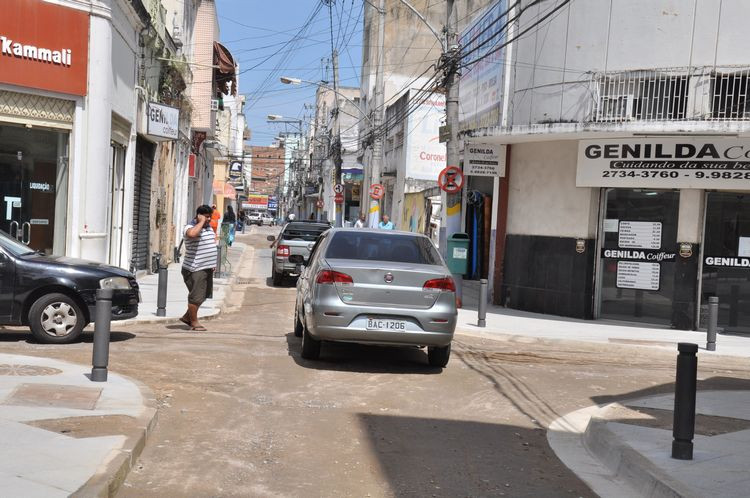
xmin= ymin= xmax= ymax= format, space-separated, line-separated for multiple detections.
xmin=325 ymin=231 xmax=442 ymax=265
xmin=281 ymin=223 xmax=329 ymax=242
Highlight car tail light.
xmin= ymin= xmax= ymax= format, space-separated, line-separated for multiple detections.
xmin=277 ymin=245 xmax=290 ymax=257
xmin=423 ymin=277 xmax=456 ymax=292
xmin=316 ymin=270 xmax=353 ymax=284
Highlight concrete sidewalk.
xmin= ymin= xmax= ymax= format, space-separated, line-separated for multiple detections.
xmin=121 ymin=240 xmax=251 ymax=325
xmin=0 ymin=353 xmax=156 ymax=496
xmin=548 ymin=390 xmax=750 ymax=498
xmin=455 ymin=287 xmax=750 ymax=359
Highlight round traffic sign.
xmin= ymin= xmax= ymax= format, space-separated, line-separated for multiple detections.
xmin=438 ymin=166 xmax=464 ymax=193
xmin=334 ymin=193 xmax=344 ymax=205
xmin=333 ymin=183 xmax=344 ymax=194
xmin=369 ymin=183 xmax=384 ymax=200
xmin=316 ymin=199 xmax=324 ymax=209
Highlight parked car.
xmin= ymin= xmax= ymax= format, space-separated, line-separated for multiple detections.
xmin=261 ymin=213 xmax=275 ymax=226
xmin=292 ymin=228 xmax=457 ymax=368
xmin=246 ymin=212 xmax=263 ymax=226
xmin=267 ymin=221 xmax=330 ymax=286
xmin=0 ymin=229 xmax=139 ymax=343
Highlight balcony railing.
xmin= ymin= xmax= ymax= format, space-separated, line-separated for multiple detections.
xmin=590 ymin=66 xmax=750 ymax=123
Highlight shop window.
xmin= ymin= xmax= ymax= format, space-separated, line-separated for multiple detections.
xmin=700 ymin=192 xmax=750 ymax=334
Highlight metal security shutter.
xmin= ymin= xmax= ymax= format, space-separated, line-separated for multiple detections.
xmin=131 ymin=137 xmax=154 ymax=272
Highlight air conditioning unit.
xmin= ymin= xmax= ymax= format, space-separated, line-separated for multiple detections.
xmin=210 ymin=99 xmax=219 ymax=111
xmin=597 ymin=94 xmax=635 ymax=121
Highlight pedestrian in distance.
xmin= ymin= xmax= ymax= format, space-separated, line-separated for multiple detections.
xmin=179 ymin=205 xmax=217 ymax=331
xmin=223 ymin=205 xmax=236 ymax=246
xmin=209 ymin=204 xmax=221 ymax=234
xmin=378 ymin=214 xmax=394 ymax=230
xmin=354 ymin=212 xmax=366 ymax=228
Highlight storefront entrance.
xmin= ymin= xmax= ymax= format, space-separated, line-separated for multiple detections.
xmin=701 ymin=192 xmax=750 ymax=334
xmin=597 ymin=189 xmax=680 ymax=325
xmin=0 ymin=124 xmax=68 ymax=255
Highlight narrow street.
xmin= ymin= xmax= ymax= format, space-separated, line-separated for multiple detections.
xmin=0 ymin=228 xmax=747 ymax=496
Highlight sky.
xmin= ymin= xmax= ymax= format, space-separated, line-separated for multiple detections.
xmin=215 ymin=0 xmax=364 ymax=146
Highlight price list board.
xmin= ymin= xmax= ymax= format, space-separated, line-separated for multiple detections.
xmin=616 ymin=261 xmax=660 ymax=291
xmin=618 ymin=221 xmax=662 ymax=249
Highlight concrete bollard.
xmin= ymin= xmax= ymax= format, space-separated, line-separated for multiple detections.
xmin=672 ymin=342 xmax=698 ymax=460
xmin=156 ymin=263 xmax=168 ymax=317
xmin=478 ymin=279 xmax=488 ymax=327
xmin=707 ymin=296 xmax=718 ymax=351
xmin=215 ymin=244 xmax=223 ymax=279
xmin=91 ymin=288 xmax=113 ymax=382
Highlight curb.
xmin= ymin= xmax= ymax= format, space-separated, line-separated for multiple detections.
xmin=71 ymin=374 xmax=159 ymax=498
xmin=583 ymin=415 xmax=698 ymax=498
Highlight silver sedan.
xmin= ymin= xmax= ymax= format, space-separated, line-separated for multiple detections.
xmin=292 ymin=228 xmax=457 ymax=368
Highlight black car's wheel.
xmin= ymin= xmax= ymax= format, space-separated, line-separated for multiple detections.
xmin=28 ymin=293 xmax=86 ymax=344
xmin=427 ymin=344 xmax=451 ymax=368
xmin=300 ymin=324 xmax=321 ymax=360
xmin=294 ymin=302 xmax=304 ymax=337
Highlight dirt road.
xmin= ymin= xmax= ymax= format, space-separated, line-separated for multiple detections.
xmin=2 ymin=228 xmax=749 ymax=497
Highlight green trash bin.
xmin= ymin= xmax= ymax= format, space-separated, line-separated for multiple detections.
xmin=445 ymin=233 xmax=470 ymax=274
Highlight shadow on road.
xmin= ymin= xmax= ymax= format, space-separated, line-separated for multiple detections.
xmin=357 ymin=413 xmax=595 ymax=497
xmin=591 ymin=375 xmax=750 ymax=406
xmin=0 ymin=328 xmax=136 ymax=344
xmin=284 ymin=333 xmax=443 ymax=375
xmin=265 ymin=277 xmax=297 ymax=288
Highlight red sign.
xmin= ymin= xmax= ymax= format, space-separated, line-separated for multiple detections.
xmin=188 ymin=154 xmax=196 ymax=178
xmin=334 ymin=193 xmax=344 ymax=205
xmin=244 ymin=194 xmax=268 ymax=209
xmin=438 ymin=166 xmax=464 ymax=193
xmin=369 ymin=184 xmax=384 ymax=200
xmin=0 ymin=0 xmax=90 ymax=96
xmin=316 ymin=199 xmax=324 ymax=209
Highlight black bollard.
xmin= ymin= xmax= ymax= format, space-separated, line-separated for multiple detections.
xmin=478 ymin=279 xmax=488 ymax=327
xmin=91 ymin=288 xmax=113 ymax=382
xmin=156 ymin=263 xmax=168 ymax=317
xmin=672 ymin=342 xmax=698 ymax=460
xmin=707 ymin=297 xmax=718 ymax=351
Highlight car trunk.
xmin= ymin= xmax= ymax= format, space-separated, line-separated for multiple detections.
xmin=324 ymin=259 xmax=447 ymax=309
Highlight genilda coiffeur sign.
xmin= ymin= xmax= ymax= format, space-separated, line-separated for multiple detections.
xmin=577 ymin=138 xmax=750 ymax=189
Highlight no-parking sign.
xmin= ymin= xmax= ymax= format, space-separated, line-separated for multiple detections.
xmin=438 ymin=166 xmax=464 ymax=193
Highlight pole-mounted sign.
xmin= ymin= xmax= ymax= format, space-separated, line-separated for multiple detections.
xmin=438 ymin=166 xmax=464 ymax=193
xmin=369 ymin=183 xmax=384 ymax=200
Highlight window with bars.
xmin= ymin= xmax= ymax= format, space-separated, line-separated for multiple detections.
xmin=711 ymin=71 xmax=750 ymax=120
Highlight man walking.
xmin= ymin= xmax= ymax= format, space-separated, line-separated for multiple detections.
xmin=180 ymin=205 xmax=217 ymax=331
xmin=378 ymin=214 xmax=394 ymax=230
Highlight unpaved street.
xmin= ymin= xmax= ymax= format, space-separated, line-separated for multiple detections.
xmin=2 ymin=228 xmax=749 ymax=497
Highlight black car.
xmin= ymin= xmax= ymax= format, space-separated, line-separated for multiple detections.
xmin=0 ymin=230 xmax=139 ymax=343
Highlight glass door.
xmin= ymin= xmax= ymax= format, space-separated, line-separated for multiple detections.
xmin=597 ymin=189 xmax=680 ymax=325
xmin=0 ymin=124 xmax=68 ymax=254
xmin=700 ymin=192 xmax=750 ymax=334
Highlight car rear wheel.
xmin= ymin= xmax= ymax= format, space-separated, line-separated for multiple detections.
xmin=294 ymin=303 xmax=303 ymax=337
xmin=427 ymin=344 xmax=451 ymax=368
xmin=300 ymin=323 xmax=320 ymax=360
xmin=28 ymin=293 xmax=86 ymax=344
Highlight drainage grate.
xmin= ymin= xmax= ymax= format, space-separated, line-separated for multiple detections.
xmin=0 ymin=364 xmax=62 ymax=376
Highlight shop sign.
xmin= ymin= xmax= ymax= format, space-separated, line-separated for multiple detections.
xmin=0 ymin=0 xmax=89 ymax=96
xmin=679 ymin=243 xmax=693 ymax=258
xmin=244 ymin=194 xmax=268 ymax=210
xmin=704 ymin=256 xmax=750 ymax=268
xmin=601 ymin=248 xmax=676 ymax=262
xmin=29 ymin=182 xmax=54 ymax=193
xmin=577 ymin=138 xmax=750 ymax=189
xmin=616 ymin=261 xmax=660 ymax=291
xmin=230 ymin=161 xmax=242 ymax=173
xmin=268 ymin=195 xmax=278 ymax=210
xmin=618 ymin=221 xmax=661 ymax=250
xmin=405 ymin=92 xmax=446 ymax=180
xmin=147 ymin=102 xmax=179 ymax=140
xmin=465 ymin=143 xmax=506 ymax=177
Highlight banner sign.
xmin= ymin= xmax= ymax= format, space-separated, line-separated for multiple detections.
xmin=577 ymin=138 xmax=750 ymax=189
xmin=244 ymin=194 xmax=268 ymax=210
xmin=147 ymin=102 xmax=179 ymax=140
xmin=465 ymin=143 xmax=506 ymax=176
xmin=405 ymin=92 xmax=446 ymax=181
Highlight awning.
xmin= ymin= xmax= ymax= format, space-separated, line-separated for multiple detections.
xmin=212 ymin=181 xmax=237 ymax=198
xmin=213 ymin=42 xmax=237 ymax=96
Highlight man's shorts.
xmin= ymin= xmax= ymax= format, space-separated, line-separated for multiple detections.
xmin=182 ymin=268 xmax=214 ymax=305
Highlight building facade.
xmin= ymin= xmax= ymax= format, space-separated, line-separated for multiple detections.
xmin=461 ymin=0 xmax=750 ymax=334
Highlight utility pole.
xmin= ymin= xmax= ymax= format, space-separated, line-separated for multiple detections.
xmin=332 ymin=50 xmax=343 ymax=227
xmin=442 ymin=0 xmax=463 ymax=302
xmin=368 ymin=0 xmax=386 ymax=228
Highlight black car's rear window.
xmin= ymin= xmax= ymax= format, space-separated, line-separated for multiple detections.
xmin=325 ymin=231 xmax=442 ymax=265
xmin=281 ymin=223 xmax=329 ymax=242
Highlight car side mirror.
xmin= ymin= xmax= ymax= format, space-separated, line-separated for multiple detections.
xmin=267 ymin=235 xmax=275 ymax=242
